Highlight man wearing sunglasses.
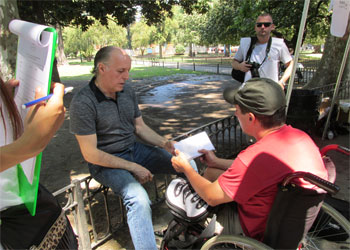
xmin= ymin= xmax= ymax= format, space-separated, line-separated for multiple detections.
xmin=232 ymin=13 xmax=293 ymax=88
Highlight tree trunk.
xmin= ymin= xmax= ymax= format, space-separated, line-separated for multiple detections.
xmin=127 ymin=25 xmax=132 ymax=49
xmin=304 ymin=34 xmax=349 ymax=89
xmin=188 ymin=43 xmax=193 ymax=57
xmin=159 ymin=44 xmax=163 ymax=58
xmin=56 ymin=24 xmax=68 ymax=66
xmin=225 ymin=44 xmax=230 ymax=57
xmin=0 ymin=0 xmax=19 ymax=80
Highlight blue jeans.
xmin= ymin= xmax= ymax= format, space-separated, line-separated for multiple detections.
xmin=89 ymin=142 xmax=197 ymax=250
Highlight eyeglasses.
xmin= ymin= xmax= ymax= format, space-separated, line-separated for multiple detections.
xmin=256 ymin=22 xmax=272 ymax=28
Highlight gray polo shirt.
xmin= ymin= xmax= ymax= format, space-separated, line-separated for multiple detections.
xmin=69 ymin=77 xmax=142 ymax=154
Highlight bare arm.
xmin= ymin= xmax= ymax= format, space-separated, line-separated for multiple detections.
xmin=172 ymin=150 xmax=233 ymax=206
xmin=134 ymin=116 xmax=175 ymax=154
xmin=75 ymin=134 xmax=153 ymax=184
xmin=232 ymin=59 xmax=251 ymax=72
xmin=199 ymin=149 xmax=233 ymax=171
xmin=1 ymin=83 xmax=66 ymax=172
xmin=278 ymin=59 xmax=294 ymax=87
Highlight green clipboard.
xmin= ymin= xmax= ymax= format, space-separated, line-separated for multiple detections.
xmin=16 ymin=26 xmax=57 ymax=216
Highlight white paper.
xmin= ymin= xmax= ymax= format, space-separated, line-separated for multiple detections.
xmin=330 ymin=0 xmax=350 ymax=37
xmin=174 ymin=131 xmax=215 ymax=160
xmin=9 ymin=20 xmax=54 ymax=184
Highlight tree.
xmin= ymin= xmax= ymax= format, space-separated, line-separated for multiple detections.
xmin=0 ymin=0 xmax=19 ymax=80
xmin=305 ymin=32 xmax=350 ymax=89
xmin=150 ymin=17 xmax=177 ymax=58
xmin=173 ymin=6 xmax=205 ymax=56
xmin=130 ymin=20 xmax=155 ymax=56
xmin=1 ymin=0 xmax=209 ymax=80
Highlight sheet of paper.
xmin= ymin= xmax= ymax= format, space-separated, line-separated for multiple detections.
xmin=174 ymin=131 xmax=215 ymax=160
xmin=9 ymin=20 xmax=53 ymax=184
xmin=329 ymin=0 xmax=350 ymax=37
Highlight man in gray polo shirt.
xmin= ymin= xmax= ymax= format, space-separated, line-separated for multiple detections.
xmin=69 ymin=46 xmax=187 ymax=250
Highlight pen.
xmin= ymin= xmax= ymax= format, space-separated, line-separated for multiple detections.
xmin=21 ymin=87 xmax=74 ymax=109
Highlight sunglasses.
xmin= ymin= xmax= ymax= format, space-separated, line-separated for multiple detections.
xmin=256 ymin=22 xmax=272 ymax=28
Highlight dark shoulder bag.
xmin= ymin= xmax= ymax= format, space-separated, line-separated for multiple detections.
xmin=231 ymin=36 xmax=257 ymax=83
xmin=0 ymin=184 xmax=78 ymax=249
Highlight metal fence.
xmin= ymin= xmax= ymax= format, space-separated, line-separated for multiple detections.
xmin=133 ymin=59 xmax=319 ymax=84
xmin=53 ymin=115 xmax=247 ymax=249
xmin=310 ymin=80 xmax=350 ymax=100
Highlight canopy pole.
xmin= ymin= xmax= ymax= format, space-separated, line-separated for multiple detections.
xmin=321 ymin=33 xmax=350 ymax=140
xmin=285 ymin=0 xmax=310 ymax=114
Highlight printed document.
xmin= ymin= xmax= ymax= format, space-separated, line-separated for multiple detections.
xmin=174 ymin=131 xmax=215 ymax=160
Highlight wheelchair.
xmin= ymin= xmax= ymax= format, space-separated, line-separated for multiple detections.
xmin=201 ymin=145 xmax=350 ymax=250
xmin=161 ymin=145 xmax=350 ymax=250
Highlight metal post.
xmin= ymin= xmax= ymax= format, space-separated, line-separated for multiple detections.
xmin=217 ymin=64 xmax=219 ymax=74
xmin=73 ymin=180 xmax=91 ymax=250
xmin=193 ymin=62 xmax=195 ymax=71
xmin=285 ymin=0 xmax=310 ymax=114
xmin=322 ymin=34 xmax=350 ymax=139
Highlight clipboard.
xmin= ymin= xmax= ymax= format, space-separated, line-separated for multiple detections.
xmin=9 ymin=20 xmax=57 ymax=216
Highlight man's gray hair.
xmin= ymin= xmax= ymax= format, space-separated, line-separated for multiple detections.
xmin=92 ymin=46 xmax=116 ymax=75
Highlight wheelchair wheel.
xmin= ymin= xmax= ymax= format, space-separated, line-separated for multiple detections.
xmin=201 ymin=235 xmax=273 ymax=250
xmin=303 ymin=202 xmax=350 ymax=249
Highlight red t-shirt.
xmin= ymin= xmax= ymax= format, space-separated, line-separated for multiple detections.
xmin=218 ymin=125 xmax=328 ymax=241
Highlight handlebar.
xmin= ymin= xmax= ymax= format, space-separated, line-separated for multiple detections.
xmin=282 ymin=171 xmax=339 ymax=195
xmin=320 ymin=144 xmax=350 ymax=157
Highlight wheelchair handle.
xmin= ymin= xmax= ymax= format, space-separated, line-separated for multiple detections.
xmin=282 ymin=171 xmax=340 ymax=195
xmin=320 ymin=144 xmax=350 ymax=157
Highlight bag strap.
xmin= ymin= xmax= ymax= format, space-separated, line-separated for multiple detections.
xmin=246 ymin=36 xmax=272 ymax=66
xmin=245 ymin=36 xmax=258 ymax=62
xmin=260 ymin=37 xmax=272 ymax=66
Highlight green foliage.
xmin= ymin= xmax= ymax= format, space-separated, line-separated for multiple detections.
xmin=17 ymin=0 xmax=209 ymax=30
xmin=63 ymin=19 xmax=127 ymax=60
xmin=199 ymin=0 xmax=331 ymax=50
xmin=130 ymin=20 xmax=155 ymax=56
xmin=175 ymin=44 xmax=185 ymax=54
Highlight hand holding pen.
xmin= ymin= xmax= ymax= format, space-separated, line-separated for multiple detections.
xmin=23 ymin=83 xmax=66 ymax=152
xmin=22 ymin=86 xmax=73 ymax=109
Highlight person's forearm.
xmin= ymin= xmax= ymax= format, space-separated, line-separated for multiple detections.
xmin=231 ymin=59 xmax=242 ymax=70
xmin=279 ymin=60 xmax=294 ymax=85
xmin=0 ymin=132 xmax=45 ymax=172
xmin=135 ymin=123 xmax=168 ymax=148
xmin=82 ymin=147 xmax=139 ymax=172
xmin=211 ymin=158 xmax=234 ymax=171
xmin=183 ymin=167 xmax=226 ymax=206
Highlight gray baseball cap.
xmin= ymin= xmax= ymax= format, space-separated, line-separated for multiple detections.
xmin=223 ymin=78 xmax=286 ymax=115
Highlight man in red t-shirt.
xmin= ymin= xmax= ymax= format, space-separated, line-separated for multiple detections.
xmin=171 ymin=78 xmax=328 ymax=241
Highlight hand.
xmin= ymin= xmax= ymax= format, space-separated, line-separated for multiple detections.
xmin=130 ymin=164 xmax=154 ymax=184
xmin=171 ymin=149 xmax=192 ymax=173
xmin=199 ymin=149 xmax=218 ymax=168
xmin=240 ymin=61 xmax=252 ymax=72
xmin=163 ymin=140 xmax=176 ymax=155
xmin=4 ymin=79 xmax=19 ymax=96
xmin=23 ymin=83 xmax=66 ymax=152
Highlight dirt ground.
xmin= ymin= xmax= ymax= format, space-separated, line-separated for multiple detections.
xmin=39 ymin=72 xmax=349 ymax=249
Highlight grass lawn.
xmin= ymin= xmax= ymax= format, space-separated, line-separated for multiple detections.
xmin=60 ymin=65 xmax=208 ymax=82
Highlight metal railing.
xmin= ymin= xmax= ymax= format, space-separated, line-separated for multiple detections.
xmin=310 ymin=80 xmax=350 ymax=100
xmin=53 ymin=115 xmax=246 ymax=249
xmin=133 ymin=59 xmax=318 ymax=84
